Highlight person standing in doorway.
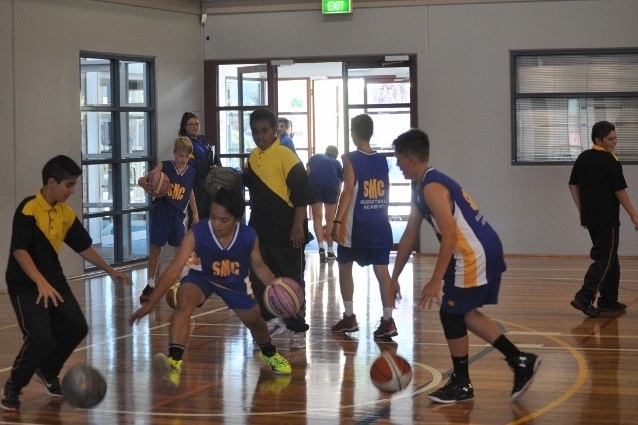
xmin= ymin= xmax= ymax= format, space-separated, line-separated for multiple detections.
xmin=307 ymin=145 xmax=343 ymax=262
xmin=277 ymin=117 xmax=296 ymax=153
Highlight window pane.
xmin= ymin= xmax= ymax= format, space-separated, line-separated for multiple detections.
xmin=219 ymin=110 xmax=255 ymax=156
xmin=84 ymin=216 xmax=115 ymax=264
xmin=278 ymin=80 xmax=308 ymax=112
xmin=348 ymin=67 xmax=410 ymax=105
xmin=348 ymin=107 xmax=411 ymax=151
xmin=83 ymin=164 xmax=113 ymax=214
xmin=80 ymin=57 xmax=111 ymax=106
xmin=515 ymin=97 xmax=638 ymax=162
xmin=122 ymin=162 xmax=149 ymax=209
xmin=122 ymin=211 xmax=149 ymax=261
xmin=82 ymin=111 xmax=112 ymax=159
xmin=218 ymin=64 xmax=268 ymax=107
xmin=120 ymin=61 xmax=148 ymax=106
xmin=516 ymin=54 xmax=638 ymax=93
xmin=120 ymin=112 xmax=149 ymax=157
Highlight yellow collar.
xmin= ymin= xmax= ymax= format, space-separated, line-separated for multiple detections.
xmin=592 ymin=144 xmax=619 ymax=161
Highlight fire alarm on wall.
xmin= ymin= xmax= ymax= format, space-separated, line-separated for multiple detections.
xmin=201 ymin=14 xmax=208 ymax=25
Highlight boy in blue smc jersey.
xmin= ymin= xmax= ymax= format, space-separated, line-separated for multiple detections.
xmin=138 ymin=137 xmax=198 ymax=303
xmin=129 ymin=188 xmax=292 ymax=387
xmin=391 ymin=129 xmax=540 ymax=404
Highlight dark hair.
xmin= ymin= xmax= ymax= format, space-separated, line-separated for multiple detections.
xmin=392 ymin=129 xmax=430 ymax=162
xmin=179 ymin=112 xmax=198 ymax=137
xmin=212 ymin=187 xmax=245 ymax=220
xmin=250 ymin=108 xmax=277 ymax=130
xmin=591 ymin=121 xmax=615 ymax=143
xmin=41 ymin=155 xmax=82 ymax=186
xmin=351 ymin=114 xmax=374 ymax=141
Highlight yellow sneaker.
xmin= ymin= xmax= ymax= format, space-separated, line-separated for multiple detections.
xmin=259 ymin=352 xmax=292 ymax=374
xmin=153 ymin=353 xmax=182 ymax=387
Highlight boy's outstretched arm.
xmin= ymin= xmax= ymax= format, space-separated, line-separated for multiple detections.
xmin=79 ymin=247 xmax=131 ymax=285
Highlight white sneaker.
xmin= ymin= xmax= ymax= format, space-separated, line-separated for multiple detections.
xmin=290 ymin=332 xmax=306 ymax=349
xmin=268 ymin=318 xmax=287 ymax=337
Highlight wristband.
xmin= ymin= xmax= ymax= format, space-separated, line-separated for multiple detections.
xmin=333 ymin=220 xmax=341 ymax=224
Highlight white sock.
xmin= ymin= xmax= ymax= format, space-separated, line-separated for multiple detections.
xmin=320 ymin=242 xmax=326 ymax=251
xmin=383 ymin=307 xmax=392 ymax=321
xmin=147 ymin=277 xmax=155 ymax=288
xmin=327 ymin=245 xmax=335 ymax=254
xmin=344 ymin=301 xmax=354 ymax=316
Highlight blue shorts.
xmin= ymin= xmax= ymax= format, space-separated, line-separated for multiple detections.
xmin=440 ymin=277 xmax=501 ymax=315
xmin=150 ymin=202 xmax=186 ymax=247
xmin=336 ymin=246 xmax=390 ymax=266
xmin=181 ymin=269 xmax=257 ymax=310
xmin=311 ymin=184 xmax=339 ymax=205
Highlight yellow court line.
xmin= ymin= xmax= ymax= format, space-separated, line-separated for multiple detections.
xmin=498 ymin=319 xmax=589 ymax=425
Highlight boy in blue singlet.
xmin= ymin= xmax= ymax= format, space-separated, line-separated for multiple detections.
xmin=129 ymin=188 xmax=292 ymax=387
xmin=391 ymin=129 xmax=540 ymax=404
xmin=331 ymin=114 xmax=397 ymax=338
xmin=138 ymin=137 xmax=198 ymax=303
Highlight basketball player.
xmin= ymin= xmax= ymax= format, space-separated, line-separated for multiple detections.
xmin=331 ymin=114 xmax=397 ymax=338
xmin=129 ymin=188 xmax=292 ymax=387
xmin=391 ymin=129 xmax=540 ymax=403
xmin=137 ymin=137 xmax=198 ymax=304
xmin=2 ymin=155 xmax=130 ymax=412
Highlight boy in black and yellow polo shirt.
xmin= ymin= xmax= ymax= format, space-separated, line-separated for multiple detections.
xmin=1 ymin=155 xmax=130 ymax=412
xmin=243 ymin=108 xmax=314 ymax=350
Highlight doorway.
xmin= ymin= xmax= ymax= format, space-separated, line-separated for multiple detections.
xmin=204 ymin=55 xmax=417 ymax=247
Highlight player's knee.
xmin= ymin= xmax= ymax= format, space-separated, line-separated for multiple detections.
xmin=440 ymin=310 xmax=467 ymax=339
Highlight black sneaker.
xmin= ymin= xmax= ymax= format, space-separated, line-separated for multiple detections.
xmin=33 ymin=369 xmax=63 ymax=397
xmin=507 ymin=353 xmax=541 ymax=400
xmin=1 ymin=380 xmax=21 ymax=412
xmin=570 ymin=297 xmax=600 ymax=318
xmin=597 ymin=301 xmax=626 ymax=312
xmin=428 ymin=373 xmax=474 ymax=404
xmin=326 ymin=251 xmax=337 ymax=261
xmin=139 ymin=284 xmax=154 ymax=304
xmin=319 ymin=248 xmax=327 ymax=263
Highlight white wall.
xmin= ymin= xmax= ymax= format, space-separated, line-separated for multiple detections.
xmin=204 ymin=0 xmax=638 ymax=256
xmin=0 ymin=0 xmax=203 ymax=290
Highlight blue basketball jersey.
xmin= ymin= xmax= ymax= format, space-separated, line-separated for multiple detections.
xmin=340 ymin=150 xmax=392 ymax=249
xmin=160 ymin=160 xmax=196 ymax=215
xmin=413 ymin=168 xmax=506 ymax=288
xmin=191 ymin=219 xmax=256 ymax=290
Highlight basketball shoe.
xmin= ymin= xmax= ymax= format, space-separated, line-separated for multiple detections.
xmin=331 ymin=313 xmax=359 ymax=333
xmin=373 ymin=317 xmax=398 ymax=338
xmin=33 ymin=369 xmax=63 ymax=397
xmin=290 ymin=332 xmax=306 ymax=349
xmin=267 ymin=317 xmax=287 ymax=337
xmin=153 ymin=353 xmax=183 ymax=387
xmin=139 ymin=284 xmax=154 ymax=304
xmin=326 ymin=251 xmax=337 ymax=261
xmin=428 ymin=373 xmax=474 ymax=404
xmin=319 ymin=248 xmax=327 ymax=263
xmin=507 ymin=352 xmax=541 ymax=400
xmin=1 ymin=380 xmax=21 ymax=412
xmin=259 ymin=352 xmax=292 ymax=374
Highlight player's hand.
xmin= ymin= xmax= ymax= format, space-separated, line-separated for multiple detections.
xmin=36 ymin=282 xmax=64 ymax=308
xmin=391 ymin=279 xmax=402 ymax=302
xmin=290 ymin=225 xmax=305 ymax=248
xmin=419 ymin=279 xmax=442 ymax=310
xmin=111 ymin=270 xmax=131 ymax=285
xmin=138 ymin=177 xmax=153 ymax=195
xmin=331 ymin=223 xmax=342 ymax=245
xmin=129 ymin=304 xmax=153 ymax=326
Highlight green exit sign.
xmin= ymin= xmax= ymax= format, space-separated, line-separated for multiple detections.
xmin=322 ymin=0 xmax=352 ymax=14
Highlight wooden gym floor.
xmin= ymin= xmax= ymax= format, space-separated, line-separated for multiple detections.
xmin=0 ymin=254 xmax=636 ymax=424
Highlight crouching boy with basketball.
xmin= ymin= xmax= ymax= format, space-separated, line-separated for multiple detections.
xmin=390 ymin=130 xmax=540 ymax=403
xmin=137 ymin=137 xmax=199 ymax=304
xmin=129 ymin=188 xmax=292 ymax=387
xmin=2 ymin=155 xmax=131 ymax=412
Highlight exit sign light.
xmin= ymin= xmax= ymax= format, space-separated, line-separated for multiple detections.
xmin=322 ymin=0 xmax=352 ymax=14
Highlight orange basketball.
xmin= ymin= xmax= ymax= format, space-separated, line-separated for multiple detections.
xmin=370 ymin=351 xmax=413 ymax=393
xmin=148 ymin=170 xmax=171 ymax=197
